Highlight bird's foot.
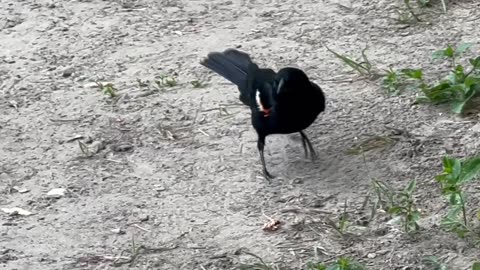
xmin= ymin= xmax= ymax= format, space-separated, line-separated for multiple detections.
xmin=263 ymin=169 xmax=274 ymax=182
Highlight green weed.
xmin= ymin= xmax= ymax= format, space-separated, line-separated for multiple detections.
xmin=435 ymin=156 xmax=480 ymax=238
xmin=307 ymin=257 xmax=365 ymax=270
xmin=324 ymin=44 xmax=378 ymax=79
xmin=327 ymin=199 xmax=351 ymax=236
xmin=422 ymin=256 xmax=448 ymax=270
xmin=419 ymin=44 xmax=480 ymax=114
xmin=382 ymin=67 xmax=424 ymax=94
xmin=367 ymin=179 xmax=420 ymax=234
xmin=190 ymin=80 xmax=208 ymax=88
xmin=387 ymin=43 xmax=480 ymax=114
xmin=96 ymin=82 xmax=117 ymax=98
xmin=432 ymin=43 xmax=474 ymax=68
xmin=155 ymin=74 xmax=177 ymax=88
xmin=402 ymin=0 xmax=423 ymax=22
xmin=397 ymin=0 xmax=447 ymax=23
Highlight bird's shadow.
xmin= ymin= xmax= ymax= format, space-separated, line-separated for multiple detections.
xmin=262 ymin=132 xmax=363 ymax=190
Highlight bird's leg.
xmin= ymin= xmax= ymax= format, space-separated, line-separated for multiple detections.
xmin=300 ymin=131 xmax=317 ymax=161
xmin=300 ymin=132 xmax=309 ymax=158
xmin=257 ymin=136 xmax=273 ymax=180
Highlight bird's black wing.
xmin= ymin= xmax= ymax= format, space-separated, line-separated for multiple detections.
xmin=251 ymin=69 xmax=277 ymax=112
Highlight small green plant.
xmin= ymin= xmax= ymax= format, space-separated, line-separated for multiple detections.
xmin=327 ymin=200 xmax=351 ymax=236
xmin=307 ymin=257 xmax=365 ymax=270
xmin=432 ymin=43 xmax=474 ymax=68
xmin=190 ymin=80 xmax=208 ymax=88
xmin=419 ymin=44 xmax=480 ymax=114
xmin=388 ymin=43 xmax=480 ymax=114
xmin=382 ymin=68 xmax=424 ymax=94
xmin=473 ymin=262 xmax=480 ymax=270
xmin=422 ymin=256 xmax=448 ymax=270
xmin=435 ymin=156 xmax=480 ymax=238
xmin=155 ymin=74 xmax=177 ymax=88
xmin=387 ymin=179 xmax=421 ymax=233
xmin=367 ymin=179 xmax=420 ymax=234
xmin=96 ymin=82 xmax=117 ymax=98
xmin=397 ymin=0 xmax=447 ymax=23
xmin=324 ymin=44 xmax=378 ymax=79
xmin=401 ymin=0 xmax=423 ymax=22
xmin=383 ymin=68 xmax=402 ymax=94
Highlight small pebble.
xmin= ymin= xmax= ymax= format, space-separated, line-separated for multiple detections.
xmin=111 ymin=228 xmax=126 ymax=235
xmin=62 ymin=67 xmax=75 ymax=78
xmin=367 ymin=253 xmax=376 ymax=259
xmin=113 ymin=144 xmax=133 ymax=152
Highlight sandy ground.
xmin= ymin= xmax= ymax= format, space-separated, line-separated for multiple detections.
xmin=2 ymin=0 xmax=480 ymax=269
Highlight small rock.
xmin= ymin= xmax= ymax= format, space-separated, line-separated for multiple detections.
xmin=1 ymin=207 xmax=33 ymax=216
xmin=386 ymin=216 xmax=402 ymax=225
xmin=90 ymin=141 xmax=106 ymax=153
xmin=2 ymin=222 xmax=17 ymax=226
xmin=377 ymin=249 xmax=389 ymax=255
xmin=84 ymin=81 xmax=112 ymax=89
xmin=291 ymin=178 xmax=303 ymax=185
xmin=8 ymin=100 xmax=18 ymax=109
xmin=155 ymin=186 xmax=166 ymax=192
xmin=84 ymin=82 xmax=99 ymax=89
xmin=113 ymin=144 xmax=133 ymax=152
xmin=111 ymin=228 xmax=126 ymax=235
xmin=113 ymin=216 xmax=124 ymax=222
xmin=62 ymin=67 xmax=75 ymax=78
xmin=139 ymin=215 xmax=149 ymax=222
xmin=367 ymin=253 xmax=377 ymax=259
xmin=12 ymin=186 xmax=29 ymax=193
xmin=46 ymin=188 xmax=66 ymax=198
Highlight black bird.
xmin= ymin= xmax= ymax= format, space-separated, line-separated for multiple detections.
xmin=200 ymin=48 xmax=326 ymax=180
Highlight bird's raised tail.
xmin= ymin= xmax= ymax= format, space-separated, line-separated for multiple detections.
xmin=200 ymin=49 xmax=258 ymax=89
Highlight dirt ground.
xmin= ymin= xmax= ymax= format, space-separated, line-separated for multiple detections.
xmin=2 ymin=0 xmax=480 ymax=269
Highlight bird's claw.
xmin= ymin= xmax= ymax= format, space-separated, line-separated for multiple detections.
xmin=263 ymin=170 xmax=274 ymax=182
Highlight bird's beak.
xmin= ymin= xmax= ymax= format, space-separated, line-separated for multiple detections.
xmin=276 ymin=78 xmax=284 ymax=94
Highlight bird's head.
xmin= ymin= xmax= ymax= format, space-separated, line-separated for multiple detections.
xmin=274 ymin=67 xmax=310 ymax=95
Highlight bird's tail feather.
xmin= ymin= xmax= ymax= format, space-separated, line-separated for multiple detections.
xmin=200 ymin=49 xmax=257 ymax=89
